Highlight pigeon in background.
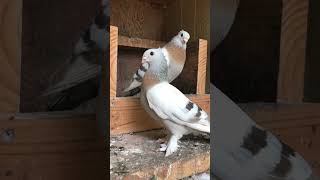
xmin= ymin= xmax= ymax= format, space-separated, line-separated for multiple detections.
xmin=140 ymin=48 xmax=210 ymax=157
xmin=43 ymin=0 xmax=109 ymax=112
xmin=211 ymin=83 xmax=319 ymax=180
xmin=122 ymin=30 xmax=190 ymax=96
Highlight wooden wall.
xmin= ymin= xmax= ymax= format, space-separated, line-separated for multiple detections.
xmin=0 ymin=0 xmax=22 ymax=112
xmin=0 ymin=113 xmax=106 ymax=179
xmin=110 ymin=0 xmax=166 ymax=41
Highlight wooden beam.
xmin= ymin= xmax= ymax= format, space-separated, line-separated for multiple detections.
xmin=110 ymin=26 xmax=118 ymax=98
xmin=241 ymin=103 xmax=320 ymax=129
xmin=197 ymin=39 xmax=208 ymax=94
xmin=277 ymin=0 xmax=309 ymax=103
xmin=0 ymin=0 xmax=22 ymax=112
xmin=110 ymin=94 xmax=210 ymax=135
xmin=118 ymin=35 xmax=166 ymax=49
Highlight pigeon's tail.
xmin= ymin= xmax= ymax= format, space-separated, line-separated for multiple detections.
xmin=211 ymin=84 xmax=315 ymax=180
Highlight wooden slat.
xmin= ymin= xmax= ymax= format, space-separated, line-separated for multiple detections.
xmin=118 ymin=35 xmax=166 ymax=49
xmin=0 ymin=112 xmax=97 ymax=144
xmin=110 ymin=94 xmax=210 ymax=135
xmin=197 ymin=39 xmax=208 ymax=94
xmin=0 ymin=0 xmax=22 ymax=112
xmin=110 ymin=26 xmax=118 ymax=97
xmin=241 ymin=103 xmax=320 ymax=129
xmin=277 ymin=0 xmax=309 ymax=103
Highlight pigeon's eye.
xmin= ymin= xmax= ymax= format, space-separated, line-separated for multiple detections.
xmin=150 ymin=51 xmax=154 ymax=56
xmin=181 ymin=33 xmax=183 ymax=37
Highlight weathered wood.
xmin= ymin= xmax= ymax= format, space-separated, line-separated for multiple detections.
xmin=118 ymin=35 xmax=166 ymax=49
xmin=110 ymin=95 xmax=210 ymax=135
xmin=110 ymin=26 xmax=118 ymax=98
xmin=197 ymin=39 xmax=208 ymax=94
xmin=0 ymin=0 xmax=22 ymax=112
xmin=110 ymin=130 xmax=210 ymax=180
xmin=277 ymin=0 xmax=309 ymax=103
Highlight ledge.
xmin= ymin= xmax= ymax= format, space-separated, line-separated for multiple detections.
xmin=110 ymin=129 xmax=210 ymax=179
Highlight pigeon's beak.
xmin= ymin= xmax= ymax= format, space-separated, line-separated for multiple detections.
xmin=142 ymin=57 xmax=147 ymax=64
xmin=182 ymin=38 xmax=188 ymax=44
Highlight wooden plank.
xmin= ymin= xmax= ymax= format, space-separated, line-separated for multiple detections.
xmin=196 ymin=39 xmax=208 ymax=94
xmin=110 ymin=94 xmax=210 ymax=135
xmin=110 ymin=26 xmax=118 ymax=97
xmin=0 ymin=151 xmax=106 ymax=180
xmin=118 ymin=35 xmax=166 ymax=49
xmin=0 ymin=0 xmax=22 ymax=112
xmin=0 ymin=112 xmax=97 ymax=144
xmin=277 ymin=0 xmax=309 ymax=103
xmin=240 ymin=103 xmax=320 ymax=129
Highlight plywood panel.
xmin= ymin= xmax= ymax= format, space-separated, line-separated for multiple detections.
xmin=277 ymin=0 xmax=309 ymax=103
xmin=0 ymin=0 xmax=22 ymax=112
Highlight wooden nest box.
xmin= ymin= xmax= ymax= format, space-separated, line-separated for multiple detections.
xmin=110 ymin=0 xmax=211 ymax=135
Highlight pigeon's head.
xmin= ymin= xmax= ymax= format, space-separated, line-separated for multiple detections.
xmin=177 ymin=30 xmax=190 ymax=45
xmin=142 ymin=48 xmax=168 ymax=67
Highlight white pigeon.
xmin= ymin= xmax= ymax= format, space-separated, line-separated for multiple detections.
xmin=211 ymin=83 xmax=320 ymax=180
xmin=123 ymin=30 xmax=190 ymax=95
xmin=140 ymin=48 xmax=210 ymax=157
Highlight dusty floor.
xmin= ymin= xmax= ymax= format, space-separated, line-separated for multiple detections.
xmin=110 ymin=129 xmax=210 ymax=179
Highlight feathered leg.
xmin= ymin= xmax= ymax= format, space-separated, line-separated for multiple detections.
xmin=165 ymin=135 xmax=180 ymax=157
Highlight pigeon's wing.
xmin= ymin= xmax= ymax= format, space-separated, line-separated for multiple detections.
xmin=123 ymin=63 xmax=149 ymax=93
xmin=146 ymin=83 xmax=209 ymax=133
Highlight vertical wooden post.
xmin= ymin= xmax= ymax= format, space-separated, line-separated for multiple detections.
xmin=277 ymin=0 xmax=309 ymax=103
xmin=0 ymin=0 xmax=22 ymax=112
xmin=110 ymin=26 xmax=118 ymax=98
xmin=197 ymin=39 xmax=208 ymax=94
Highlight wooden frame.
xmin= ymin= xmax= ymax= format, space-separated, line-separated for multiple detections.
xmin=110 ymin=25 xmax=210 ymax=135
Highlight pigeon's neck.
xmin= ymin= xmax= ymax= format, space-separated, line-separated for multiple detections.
xmin=143 ymin=60 xmax=168 ymax=89
xmin=170 ymin=37 xmax=186 ymax=50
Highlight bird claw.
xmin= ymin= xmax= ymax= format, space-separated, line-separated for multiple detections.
xmin=159 ymin=143 xmax=167 ymax=152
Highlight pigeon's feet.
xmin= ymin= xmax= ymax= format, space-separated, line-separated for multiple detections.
xmin=159 ymin=143 xmax=167 ymax=152
xmin=165 ymin=135 xmax=179 ymax=157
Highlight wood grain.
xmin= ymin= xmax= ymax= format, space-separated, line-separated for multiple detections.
xmin=110 ymin=94 xmax=210 ymax=135
xmin=197 ymin=39 xmax=207 ymax=94
xmin=110 ymin=26 xmax=118 ymax=97
xmin=0 ymin=0 xmax=22 ymax=112
xmin=0 ymin=112 xmax=97 ymax=144
xmin=277 ymin=0 xmax=309 ymax=103
xmin=0 ymin=112 xmax=106 ymax=179
xmin=123 ymin=152 xmax=210 ymax=180
xmin=110 ymin=0 xmax=166 ymax=41
xmin=118 ymin=35 xmax=166 ymax=49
